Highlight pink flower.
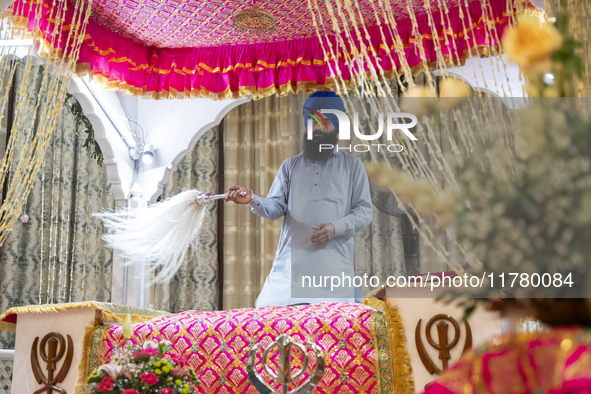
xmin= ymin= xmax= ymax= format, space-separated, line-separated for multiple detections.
xmin=159 ymin=389 xmax=173 ymax=394
xmin=96 ymin=376 xmax=114 ymax=392
xmin=169 ymin=352 xmax=186 ymax=367
xmin=132 ymin=349 xmax=158 ymax=359
xmin=140 ymin=371 xmax=159 ymax=385
xmin=122 ymin=390 xmax=140 ymax=394
xmin=20 ymin=215 xmax=29 ymax=223
xmin=132 ymin=340 xmax=160 ymax=359
xmin=98 ymin=364 xmax=124 ymax=379
xmin=171 ymin=366 xmax=189 ymax=376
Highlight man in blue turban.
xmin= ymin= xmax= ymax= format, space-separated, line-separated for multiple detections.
xmin=225 ymin=91 xmax=373 ymax=307
xmin=302 ymin=91 xmax=346 ymax=162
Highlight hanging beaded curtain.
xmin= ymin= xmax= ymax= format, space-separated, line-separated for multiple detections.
xmin=0 ymin=59 xmax=112 ymax=350
xmin=302 ymin=0 xmax=530 ymax=275
xmin=0 ymin=0 xmax=93 ymax=247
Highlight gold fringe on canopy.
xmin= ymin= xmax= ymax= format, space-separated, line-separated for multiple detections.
xmin=0 ymin=301 xmax=170 ymax=333
xmin=73 ymin=321 xmax=106 ymax=394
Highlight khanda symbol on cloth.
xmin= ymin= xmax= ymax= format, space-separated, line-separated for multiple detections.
xmin=246 ymin=334 xmax=325 ymax=394
xmin=30 ymin=332 xmax=74 ymax=394
xmin=415 ymin=314 xmax=472 ymax=375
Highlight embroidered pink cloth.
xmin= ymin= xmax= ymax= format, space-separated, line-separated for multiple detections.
xmin=13 ymin=0 xmax=514 ymax=99
xmin=423 ymin=327 xmax=591 ymax=394
xmin=89 ymin=302 xmax=397 ymax=394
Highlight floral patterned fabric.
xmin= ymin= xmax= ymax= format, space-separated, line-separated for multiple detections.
xmin=93 ymin=302 xmax=398 ymax=394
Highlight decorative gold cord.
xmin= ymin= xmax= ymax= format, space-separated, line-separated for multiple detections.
xmin=68 ymin=122 xmax=81 ymax=303
xmin=81 ymin=144 xmax=94 ymax=299
xmin=0 ymin=0 xmax=92 ymax=252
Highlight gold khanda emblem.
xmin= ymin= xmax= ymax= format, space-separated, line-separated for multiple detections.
xmin=247 ymin=334 xmax=325 ymax=394
xmin=415 ymin=314 xmax=472 ymax=375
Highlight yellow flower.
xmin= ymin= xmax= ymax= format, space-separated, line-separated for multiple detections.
xmin=439 ymin=78 xmax=470 ymax=110
xmin=400 ymin=86 xmax=437 ymax=116
xmin=404 ymin=86 xmax=437 ymax=98
xmin=502 ymin=17 xmax=562 ymax=73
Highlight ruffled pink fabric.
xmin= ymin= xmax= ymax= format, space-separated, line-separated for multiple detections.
xmin=13 ymin=0 xmax=513 ymax=100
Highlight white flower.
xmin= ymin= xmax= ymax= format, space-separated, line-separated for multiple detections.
xmin=98 ymin=364 xmax=124 ymax=378
xmin=142 ymin=340 xmax=159 ymax=351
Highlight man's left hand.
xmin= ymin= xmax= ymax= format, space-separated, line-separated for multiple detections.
xmin=309 ymin=223 xmax=335 ymax=246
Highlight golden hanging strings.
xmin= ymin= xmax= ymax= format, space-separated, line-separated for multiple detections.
xmin=39 ymin=151 xmax=46 ymax=304
xmin=306 ymin=0 xmax=528 ymax=272
xmin=48 ymin=111 xmax=60 ymax=304
xmin=0 ymin=0 xmax=93 ymax=248
xmin=58 ymin=109 xmax=74 ymax=303
xmin=68 ymin=123 xmax=81 ymax=303
xmin=81 ymin=146 xmax=94 ymax=299
xmin=311 ymin=0 xmax=442 ymax=192
xmin=90 ymin=171 xmax=105 ymax=300
xmin=308 ymin=1 xmax=451 ymax=266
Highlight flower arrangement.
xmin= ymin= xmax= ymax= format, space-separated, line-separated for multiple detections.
xmin=86 ymin=339 xmax=200 ymax=394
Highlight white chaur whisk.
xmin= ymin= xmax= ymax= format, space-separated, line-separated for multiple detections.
xmin=95 ymin=189 xmax=246 ymax=283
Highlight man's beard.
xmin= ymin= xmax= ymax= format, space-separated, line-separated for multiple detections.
xmin=303 ymin=131 xmax=339 ymax=162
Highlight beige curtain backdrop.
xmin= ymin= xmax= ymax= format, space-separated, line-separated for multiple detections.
xmin=222 ymin=95 xmax=296 ymax=310
xmin=0 ymin=59 xmax=113 ymax=349
xmin=153 ymin=127 xmax=220 ymax=312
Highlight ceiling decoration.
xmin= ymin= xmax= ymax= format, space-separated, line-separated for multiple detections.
xmin=88 ymin=0 xmax=471 ymax=48
xmin=232 ymin=4 xmax=277 ymax=33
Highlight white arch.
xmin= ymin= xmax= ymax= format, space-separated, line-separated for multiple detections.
xmin=67 ymin=76 xmax=133 ymax=207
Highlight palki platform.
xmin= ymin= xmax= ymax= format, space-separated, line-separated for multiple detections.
xmin=0 ymin=281 xmax=524 ymax=394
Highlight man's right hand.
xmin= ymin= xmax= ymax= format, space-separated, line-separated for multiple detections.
xmin=224 ymin=185 xmax=253 ymax=204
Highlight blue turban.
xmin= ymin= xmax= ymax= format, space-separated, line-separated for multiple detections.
xmin=303 ymin=91 xmax=346 ymax=132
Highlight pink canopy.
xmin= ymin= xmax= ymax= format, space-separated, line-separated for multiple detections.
xmin=13 ymin=0 xmax=519 ymax=100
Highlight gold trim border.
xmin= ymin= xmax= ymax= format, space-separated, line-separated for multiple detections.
xmin=364 ymin=297 xmax=415 ymax=394
xmin=0 ymin=301 xmax=170 ymax=333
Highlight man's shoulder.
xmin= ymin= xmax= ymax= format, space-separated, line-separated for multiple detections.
xmin=277 ymin=153 xmax=304 ymax=173
xmin=284 ymin=152 xmax=305 ymax=165
xmin=287 ymin=152 xmax=305 ymax=161
xmin=336 ymin=150 xmax=364 ymax=166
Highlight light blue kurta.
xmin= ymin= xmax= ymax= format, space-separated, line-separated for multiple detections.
xmin=250 ymin=149 xmax=373 ymax=307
